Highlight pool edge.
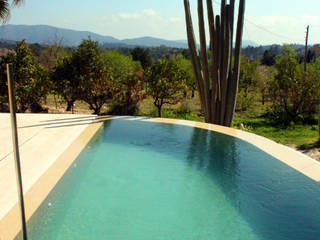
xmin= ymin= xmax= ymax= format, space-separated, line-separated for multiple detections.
xmin=0 ymin=118 xmax=103 ymax=240
xmin=138 ymin=117 xmax=320 ymax=182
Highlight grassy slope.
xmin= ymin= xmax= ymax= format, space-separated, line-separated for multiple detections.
xmin=137 ymin=94 xmax=320 ymax=149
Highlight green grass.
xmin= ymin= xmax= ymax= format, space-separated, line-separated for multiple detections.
xmin=43 ymin=93 xmax=320 ymax=150
xmin=233 ymin=113 xmax=319 ymax=147
xmin=232 ymin=98 xmax=320 ymax=148
xmin=135 ymin=95 xmax=204 ymax=122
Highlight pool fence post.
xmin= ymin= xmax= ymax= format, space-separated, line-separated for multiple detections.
xmin=6 ymin=63 xmax=28 ymax=240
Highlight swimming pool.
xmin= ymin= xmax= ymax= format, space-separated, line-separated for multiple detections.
xmin=19 ymin=118 xmax=320 ymax=240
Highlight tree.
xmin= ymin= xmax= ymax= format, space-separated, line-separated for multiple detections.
xmin=104 ymin=50 xmax=145 ymax=115
xmin=0 ymin=0 xmax=25 ymax=111
xmin=236 ymin=56 xmax=261 ymax=111
xmin=175 ymin=53 xmax=196 ymax=98
xmin=3 ymin=40 xmax=50 ymax=112
xmin=146 ymin=58 xmax=187 ymax=117
xmin=39 ymin=37 xmax=66 ymax=71
xmin=239 ymin=56 xmax=261 ymax=95
xmin=0 ymin=0 xmax=24 ymax=23
xmin=0 ymin=54 xmax=9 ymax=111
xmin=130 ymin=47 xmax=152 ymax=70
xmin=52 ymin=56 xmax=81 ymax=112
xmin=261 ymin=50 xmax=276 ymax=66
xmin=54 ymin=39 xmax=113 ymax=115
xmin=258 ymin=65 xmax=274 ymax=105
xmin=269 ymin=46 xmax=320 ymax=123
xmin=74 ymin=39 xmax=112 ymax=115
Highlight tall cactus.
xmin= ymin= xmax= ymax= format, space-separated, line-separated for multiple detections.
xmin=184 ymin=0 xmax=245 ymax=127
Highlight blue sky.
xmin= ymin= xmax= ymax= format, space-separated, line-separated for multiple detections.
xmin=6 ymin=0 xmax=320 ymax=45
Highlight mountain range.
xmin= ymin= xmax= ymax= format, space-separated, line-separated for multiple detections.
xmin=0 ymin=24 xmax=258 ymax=48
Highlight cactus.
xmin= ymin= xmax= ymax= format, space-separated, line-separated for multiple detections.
xmin=184 ymin=0 xmax=245 ymax=127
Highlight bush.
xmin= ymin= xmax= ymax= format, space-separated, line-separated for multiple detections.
xmin=268 ymin=46 xmax=320 ymax=123
xmin=236 ymin=90 xmax=256 ymax=112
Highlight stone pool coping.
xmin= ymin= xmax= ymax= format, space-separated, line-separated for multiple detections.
xmin=1 ymin=114 xmax=319 ymax=239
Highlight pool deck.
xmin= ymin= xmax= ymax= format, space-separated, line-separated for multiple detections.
xmin=0 ymin=113 xmax=104 ymax=240
xmin=0 ymin=114 xmax=320 ymax=239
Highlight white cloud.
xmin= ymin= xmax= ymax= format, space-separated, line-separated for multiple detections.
xmin=169 ymin=17 xmax=182 ymax=23
xmin=110 ymin=9 xmax=159 ymax=22
xmin=118 ymin=12 xmax=141 ymax=20
xmin=97 ymin=9 xmax=186 ymax=40
xmin=142 ymin=9 xmax=157 ymax=17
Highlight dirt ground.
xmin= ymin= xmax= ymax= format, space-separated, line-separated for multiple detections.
xmin=297 ymin=147 xmax=320 ymax=162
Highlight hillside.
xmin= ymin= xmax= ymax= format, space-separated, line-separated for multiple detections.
xmin=0 ymin=24 xmax=258 ymax=49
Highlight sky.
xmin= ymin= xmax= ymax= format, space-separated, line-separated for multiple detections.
xmin=6 ymin=0 xmax=320 ymax=45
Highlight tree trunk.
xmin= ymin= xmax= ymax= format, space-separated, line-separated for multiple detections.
xmin=318 ymin=104 xmax=320 ymax=137
xmin=93 ymin=108 xmax=101 ymax=115
xmin=157 ymin=105 xmax=162 ymax=118
xmin=66 ymin=100 xmax=74 ymax=112
xmin=53 ymin=94 xmax=58 ymax=109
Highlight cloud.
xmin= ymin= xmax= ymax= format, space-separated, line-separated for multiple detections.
xmin=118 ymin=12 xmax=141 ymax=20
xmin=142 ymin=9 xmax=157 ymax=17
xmin=110 ymin=8 xmax=159 ymax=22
xmin=169 ymin=17 xmax=182 ymax=23
xmin=96 ymin=8 xmax=186 ymax=40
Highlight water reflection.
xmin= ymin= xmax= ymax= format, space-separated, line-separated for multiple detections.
xmin=186 ymin=126 xmax=320 ymax=240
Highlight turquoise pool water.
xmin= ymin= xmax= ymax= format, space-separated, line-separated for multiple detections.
xmin=20 ymin=118 xmax=320 ymax=240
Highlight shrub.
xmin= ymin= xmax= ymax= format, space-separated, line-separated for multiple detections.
xmin=268 ymin=46 xmax=320 ymax=123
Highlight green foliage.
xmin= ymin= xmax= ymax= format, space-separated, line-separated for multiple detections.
xmin=104 ymin=50 xmax=145 ymax=115
xmin=239 ymin=56 xmax=261 ymax=93
xmin=52 ymin=56 xmax=81 ymax=112
xmin=74 ymin=39 xmax=112 ymax=115
xmin=233 ymin=109 xmax=319 ymax=148
xmin=258 ymin=65 xmax=275 ymax=105
xmin=174 ymin=53 xmax=196 ymax=97
xmin=268 ymin=46 xmax=320 ymax=124
xmin=0 ymin=40 xmax=50 ymax=112
xmin=261 ymin=50 xmax=276 ymax=66
xmin=0 ymin=56 xmax=9 ymax=111
xmin=236 ymin=56 xmax=261 ymax=111
xmin=146 ymin=58 xmax=188 ymax=117
xmin=236 ymin=89 xmax=256 ymax=112
xmin=53 ymin=39 xmax=113 ymax=114
xmin=39 ymin=45 xmax=69 ymax=71
xmin=130 ymin=47 xmax=152 ymax=70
